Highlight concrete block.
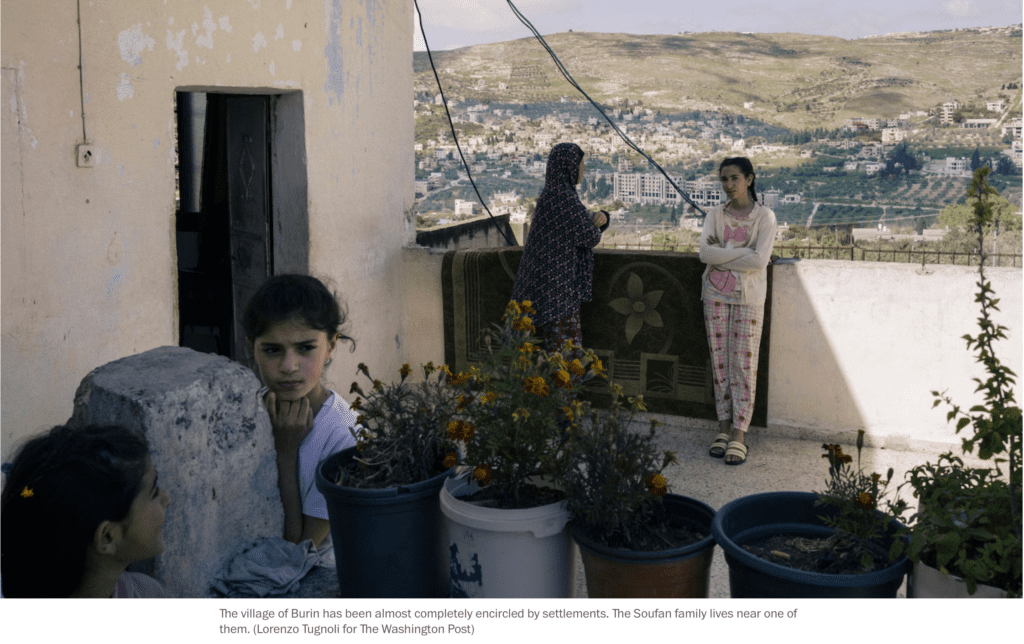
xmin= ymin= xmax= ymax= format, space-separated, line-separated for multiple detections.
xmin=68 ymin=346 xmax=283 ymax=598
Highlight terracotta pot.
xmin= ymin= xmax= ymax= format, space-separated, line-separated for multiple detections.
xmin=572 ymin=494 xmax=716 ymax=598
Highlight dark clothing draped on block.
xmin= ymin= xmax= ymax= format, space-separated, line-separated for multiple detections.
xmin=511 ymin=142 xmax=606 ymax=329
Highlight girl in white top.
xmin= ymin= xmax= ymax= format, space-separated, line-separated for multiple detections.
xmin=1 ymin=424 xmax=170 ymax=597
xmin=699 ymin=157 xmax=777 ymax=465
xmin=244 ymin=275 xmax=359 ymax=550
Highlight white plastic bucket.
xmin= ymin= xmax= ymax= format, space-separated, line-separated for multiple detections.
xmin=440 ymin=474 xmax=577 ymax=598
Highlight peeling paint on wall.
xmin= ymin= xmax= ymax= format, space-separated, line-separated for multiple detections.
xmin=275 ymin=24 xmax=284 ymax=40
xmin=324 ymin=0 xmax=345 ymax=106
xmin=117 ymin=73 xmax=134 ymax=101
xmin=219 ymin=16 xmax=233 ymax=33
xmin=292 ymin=39 xmax=302 ymax=51
xmin=118 ymin=24 xmax=155 ymax=67
xmin=269 ymin=61 xmax=275 ymax=75
xmin=252 ymin=32 xmax=267 ymax=52
xmin=196 ymin=8 xmax=217 ymax=49
xmin=167 ymin=29 xmax=189 ymax=71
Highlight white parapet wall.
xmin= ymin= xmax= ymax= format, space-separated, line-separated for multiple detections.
xmin=768 ymin=260 xmax=1022 ymax=450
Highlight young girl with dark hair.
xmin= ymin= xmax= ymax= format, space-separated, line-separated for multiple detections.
xmin=1 ymin=424 xmax=170 ymax=597
xmin=243 ymin=274 xmax=359 ymax=552
xmin=699 ymin=157 xmax=777 ymax=465
xmin=512 ymin=142 xmax=609 ymax=353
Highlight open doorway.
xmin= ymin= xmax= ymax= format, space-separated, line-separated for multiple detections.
xmin=175 ymin=90 xmax=309 ymax=363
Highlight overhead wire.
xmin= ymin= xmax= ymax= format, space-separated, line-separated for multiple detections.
xmin=413 ymin=0 xmax=516 ymax=246
xmin=504 ymin=0 xmax=707 ymax=217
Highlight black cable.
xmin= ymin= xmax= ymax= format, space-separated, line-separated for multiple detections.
xmin=505 ymin=0 xmax=707 ymax=217
xmin=413 ymin=0 xmax=516 ymax=246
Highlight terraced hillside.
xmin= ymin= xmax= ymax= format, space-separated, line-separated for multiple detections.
xmin=414 ymin=27 xmax=1022 ymax=130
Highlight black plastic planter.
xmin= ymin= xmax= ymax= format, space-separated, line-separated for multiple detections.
xmin=711 ymin=491 xmax=910 ymax=598
xmin=315 ymin=447 xmax=456 ymax=598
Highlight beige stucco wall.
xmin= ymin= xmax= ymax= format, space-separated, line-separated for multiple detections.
xmin=2 ymin=0 xmax=414 ymax=459
xmin=768 ymin=261 xmax=1022 ymax=449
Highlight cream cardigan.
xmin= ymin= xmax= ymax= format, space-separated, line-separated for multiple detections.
xmin=698 ymin=202 xmax=778 ymax=305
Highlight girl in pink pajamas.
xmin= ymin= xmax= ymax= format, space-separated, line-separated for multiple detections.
xmin=699 ymin=157 xmax=777 ymax=465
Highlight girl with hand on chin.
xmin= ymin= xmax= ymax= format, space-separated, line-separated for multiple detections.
xmin=244 ymin=275 xmax=359 ymax=553
xmin=1 ymin=424 xmax=170 ymax=598
xmin=699 ymin=157 xmax=777 ymax=465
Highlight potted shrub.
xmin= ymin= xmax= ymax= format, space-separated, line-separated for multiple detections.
xmin=899 ymin=168 xmax=1022 ymax=598
xmin=712 ymin=433 xmax=911 ymax=598
xmin=440 ymin=300 xmax=604 ymax=598
xmin=559 ymin=392 xmax=716 ymax=598
xmin=314 ymin=362 xmax=461 ymax=597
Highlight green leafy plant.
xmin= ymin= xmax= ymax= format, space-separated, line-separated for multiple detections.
xmin=898 ymin=167 xmax=1023 ymax=596
xmin=337 ymin=362 xmax=461 ymax=488
xmin=815 ymin=431 xmax=907 ymax=572
xmin=558 ymin=392 xmax=680 ymax=550
xmin=452 ymin=300 xmax=605 ymax=509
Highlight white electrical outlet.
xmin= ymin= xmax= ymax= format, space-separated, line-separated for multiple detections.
xmin=76 ymin=144 xmax=95 ymax=168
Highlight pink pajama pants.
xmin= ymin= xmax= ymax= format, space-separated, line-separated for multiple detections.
xmin=702 ymin=299 xmax=764 ymax=433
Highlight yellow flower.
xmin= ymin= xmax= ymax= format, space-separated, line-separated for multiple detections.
xmin=350 ymin=397 xmax=362 ymax=411
xmin=373 ymin=379 xmax=384 ymax=391
xmin=356 ymin=414 xmax=366 ymax=425
xmin=518 ymin=342 xmax=536 ymax=354
xmin=447 ymin=420 xmax=462 ymax=441
xmin=590 ymin=357 xmax=606 ymax=377
xmin=400 ymin=363 xmax=411 ymax=379
xmin=568 ymin=359 xmax=585 ymax=376
xmin=553 ymin=369 xmax=572 ymax=390
xmin=520 ymin=300 xmax=535 ymax=314
xmin=20 ymin=486 xmax=34 ymax=499
xmin=443 ymin=452 xmax=459 ymax=469
xmin=513 ymin=316 xmax=535 ymax=333
xmin=646 ymin=473 xmax=668 ymax=496
xmin=480 ymin=390 xmax=498 ymax=404
xmin=473 ymin=463 xmax=493 ymax=486
xmin=423 ymin=361 xmax=436 ymax=375
xmin=522 ymin=376 xmax=550 ymax=397
xmin=505 ymin=300 xmax=522 ymax=319
xmin=512 ymin=408 xmax=531 ymax=422
xmin=562 ymin=405 xmax=574 ymax=420
xmin=855 ymin=492 xmax=875 ymax=509
xmin=456 ymin=394 xmax=474 ymax=411
xmin=451 ymin=371 xmax=471 ymax=386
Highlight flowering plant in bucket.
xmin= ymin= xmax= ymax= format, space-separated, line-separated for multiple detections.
xmin=337 ymin=362 xmax=461 ymax=488
xmin=451 ymin=300 xmax=605 ymax=509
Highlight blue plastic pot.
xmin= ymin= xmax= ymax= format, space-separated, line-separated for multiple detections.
xmin=315 ymin=447 xmax=457 ymax=598
xmin=711 ymin=491 xmax=910 ymax=598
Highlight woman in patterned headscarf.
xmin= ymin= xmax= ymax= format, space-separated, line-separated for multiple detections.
xmin=511 ymin=142 xmax=609 ymax=354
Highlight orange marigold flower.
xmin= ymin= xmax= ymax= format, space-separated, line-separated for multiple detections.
xmin=373 ymin=379 xmax=384 ymax=391
xmin=562 ymin=405 xmax=574 ymax=420
xmin=568 ymin=359 xmax=586 ymax=376
xmin=423 ymin=361 xmax=436 ymax=375
xmin=590 ymin=357 xmax=606 ymax=377
xmin=356 ymin=414 xmax=366 ymax=425
xmin=451 ymin=371 xmax=471 ymax=386
xmin=473 ymin=463 xmax=493 ymax=487
xmin=447 ymin=420 xmax=463 ymax=441
xmin=553 ymin=369 xmax=572 ymax=389
xmin=870 ymin=473 xmax=881 ymax=484
xmin=20 ymin=486 xmax=34 ymax=499
xmin=351 ymin=397 xmax=362 ymax=411
xmin=456 ymin=394 xmax=474 ymax=412
xmin=512 ymin=408 xmax=530 ymax=422
xmin=522 ymin=375 xmax=550 ymax=397
xmin=521 ymin=300 xmax=536 ymax=314
xmin=480 ymin=390 xmax=498 ymax=404
xmin=855 ymin=492 xmax=875 ymax=509
xmin=357 ymin=363 xmax=370 ymax=377
xmin=462 ymin=422 xmax=477 ymax=441
xmin=512 ymin=316 xmax=535 ymax=333
xmin=400 ymin=363 xmax=411 ymax=378
xmin=443 ymin=452 xmax=459 ymax=469
xmin=519 ymin=342 xmax=535 ymax=354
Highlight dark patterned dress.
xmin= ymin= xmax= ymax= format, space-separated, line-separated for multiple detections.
xmin=511 ymin=143 xmax=607 ymax=353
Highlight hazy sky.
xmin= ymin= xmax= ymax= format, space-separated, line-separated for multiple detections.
xmin=413 ymin=0 xmax=1022 ymax=51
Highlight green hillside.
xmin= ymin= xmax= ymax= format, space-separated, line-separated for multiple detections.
xmin=414 ymin=27 xmax=1022 ymax=130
